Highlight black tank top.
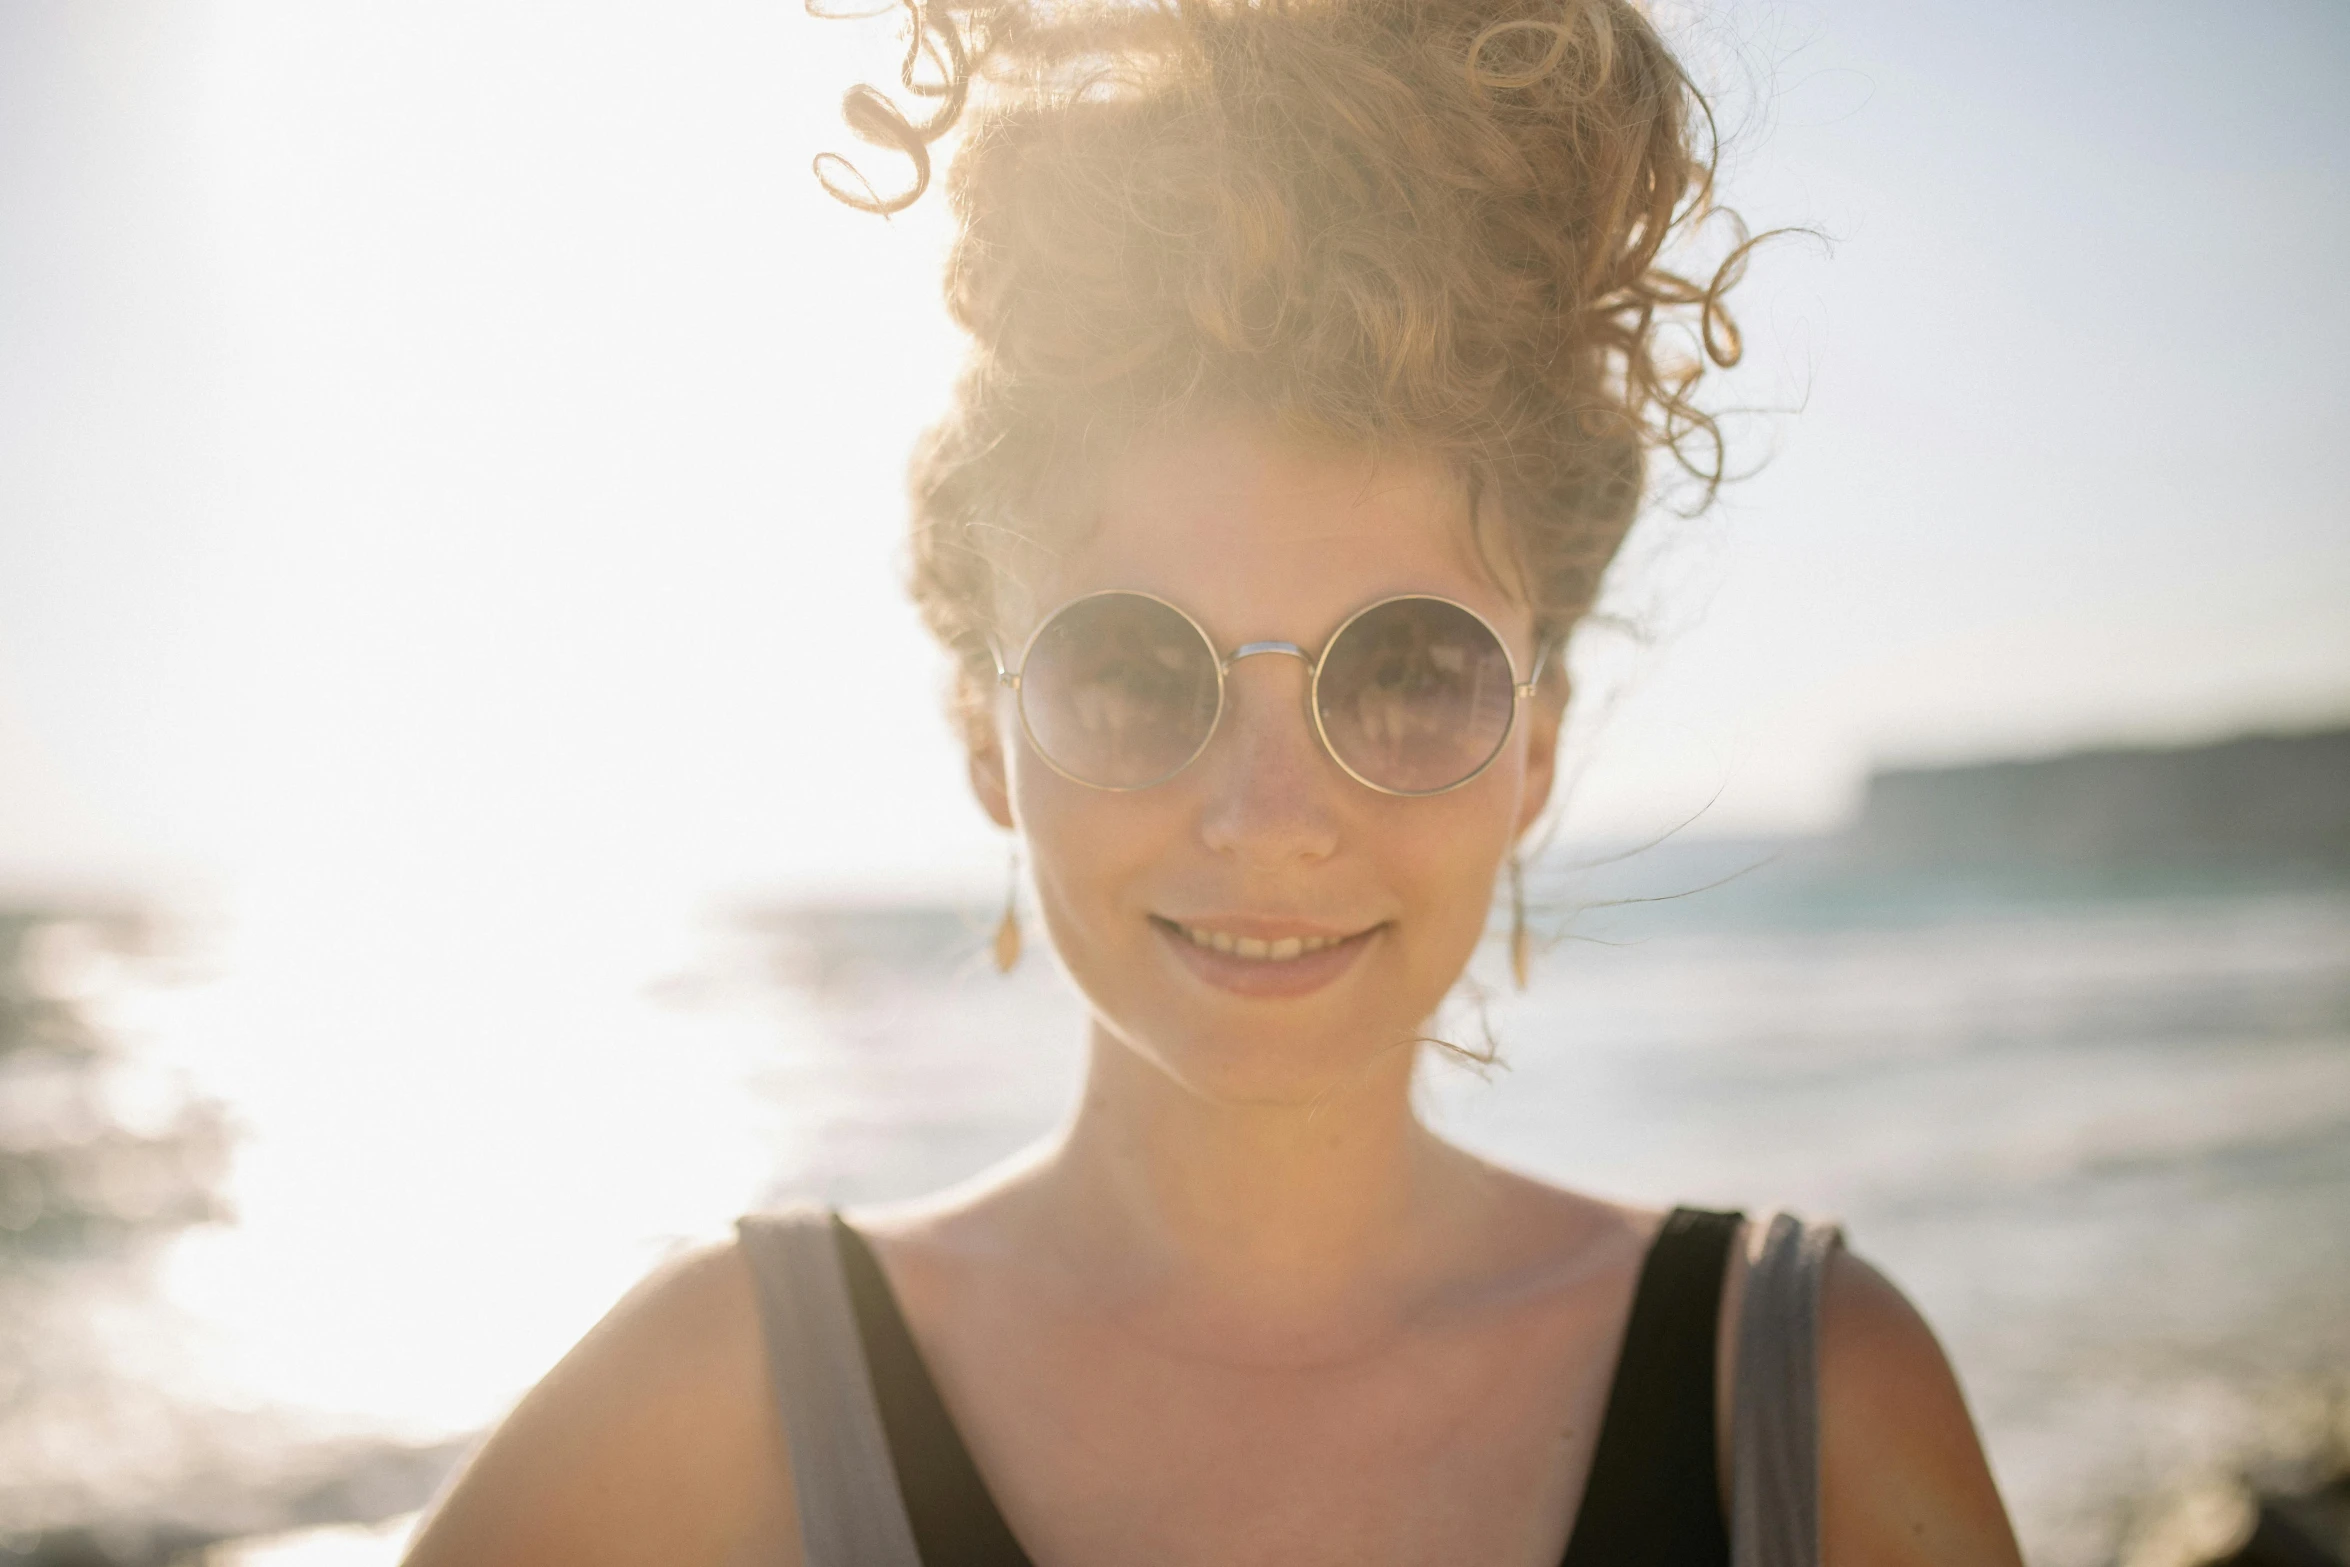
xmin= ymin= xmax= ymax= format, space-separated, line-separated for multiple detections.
xmin=834 ymin=1207 xmax=1742 ymax=1567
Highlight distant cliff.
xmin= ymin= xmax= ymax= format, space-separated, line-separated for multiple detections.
xmin=1832 ymin=727 xmax=2350 ymax=878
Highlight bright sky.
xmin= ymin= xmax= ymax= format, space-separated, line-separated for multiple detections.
xmin=3 ymin=0 xmax=2346 ymax=907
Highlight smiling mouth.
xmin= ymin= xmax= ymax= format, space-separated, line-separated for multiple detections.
xmin=1152 ymin=917 xmax=1378 ymax=963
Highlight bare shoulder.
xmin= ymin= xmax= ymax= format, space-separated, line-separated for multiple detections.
xmin=1818 ymin=1249 xmax=2022 ymax=1567
xmin=402 ymin=1239 xmax=797 ymax=1567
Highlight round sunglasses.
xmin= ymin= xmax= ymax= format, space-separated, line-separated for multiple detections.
xmin=995 ymin=591 xmax=1539 ymax=796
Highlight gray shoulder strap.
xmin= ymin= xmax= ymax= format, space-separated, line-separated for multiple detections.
xmin=1731 ymin=1210 xmax=1844 ymax=1567
xmin=736 ymin=1208 xmax=923 ymax=1567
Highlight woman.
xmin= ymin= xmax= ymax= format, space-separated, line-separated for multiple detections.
xmin=407 ymin=1 xmax=2023 ymax=1562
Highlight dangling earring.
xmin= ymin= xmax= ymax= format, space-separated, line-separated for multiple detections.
xmin=1508 ymin=851 xmax=1530 ymax=991
xmin=993 ymin=843 xmax=1023 ymax=975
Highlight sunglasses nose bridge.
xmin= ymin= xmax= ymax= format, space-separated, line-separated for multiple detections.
xmin=1191 ymin=642 xmax=1345 ymax=862
xmin=1207 ymin=639 xmax=1333 ymax=774
xmin=1221 ymin=640 xmax=1315 ymax=671
xmin=1217 ymin=641 xmax=1319 ymax=727
xmin=1217 ymin=642 xmax=1320 ymax=735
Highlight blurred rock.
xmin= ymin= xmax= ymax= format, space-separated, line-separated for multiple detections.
xmin=0 ymin=909 xmax=231 ymax=1264
xmin=0 ymin=906 xmax=472 ymax=1562
xmin=0 ymin=1433 xmax=466 ymax=1564
xmin=2208 ymin=1480 xmax=2350 ymax=1567
xmin=1836 ymin=729 xmax=2350 ymax=884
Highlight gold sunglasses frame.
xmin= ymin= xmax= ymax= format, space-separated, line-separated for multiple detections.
xmin=994 ymin=590 xmax=1541 ymax=797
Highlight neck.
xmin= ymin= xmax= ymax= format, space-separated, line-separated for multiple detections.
xmin=1030 ymin=1021 xmax=1481 ymax=1329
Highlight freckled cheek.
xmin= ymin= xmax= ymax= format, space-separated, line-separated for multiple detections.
xmin=1014 ymin=759 xmax=1185 ymax=947
xmin=1370 ymin=789 xmax=1515 ymax=962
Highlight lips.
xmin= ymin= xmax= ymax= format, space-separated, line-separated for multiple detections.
xmin=1163 ymin=921 xmax=1352 ymax=962
xmin=1148 ymin=914 xmax=1383 ymax=999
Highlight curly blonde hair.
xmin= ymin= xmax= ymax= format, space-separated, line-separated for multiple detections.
xmin=821 ymin=0 xmax=1749 ymax=735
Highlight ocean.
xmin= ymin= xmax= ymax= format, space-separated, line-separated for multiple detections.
xmin=748 ymin=869 xmax=2350 ymax=1567
xmin=4 ymin=866 xmax=2347 ymax=1565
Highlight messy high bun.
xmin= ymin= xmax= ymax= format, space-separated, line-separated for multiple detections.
xmin=821 ymin=0 xmax=1749 ymax=732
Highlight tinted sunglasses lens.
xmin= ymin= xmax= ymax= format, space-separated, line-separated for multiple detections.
xmin=1020 ymin=593 xmax=1222 ymax=789
xmin=1315 ymin=597 xmax=1518 ymax=793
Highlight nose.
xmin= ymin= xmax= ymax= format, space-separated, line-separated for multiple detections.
xmin=1195 ymin=647 xmax=1342 ymax=865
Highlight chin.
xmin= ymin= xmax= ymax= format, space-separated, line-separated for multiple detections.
xmin=1110 ymin=1011 xmax=1412 ymax=1108
xmin=1085 ymin=965 xmax=1436 ymax=1108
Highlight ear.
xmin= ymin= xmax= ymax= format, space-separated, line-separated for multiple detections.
xmin=1514 ymin=661 xmax=1570 ymax=842
xmin=962 ymin=674 xmax=1016 ymax=831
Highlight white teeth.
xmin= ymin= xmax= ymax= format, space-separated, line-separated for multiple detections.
xmin=1173 ymin=923 xmax=1348 ymax=961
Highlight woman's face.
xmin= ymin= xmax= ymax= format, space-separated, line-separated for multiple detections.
xmin=970 ymin=420 xmax=1564 ymax=1106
